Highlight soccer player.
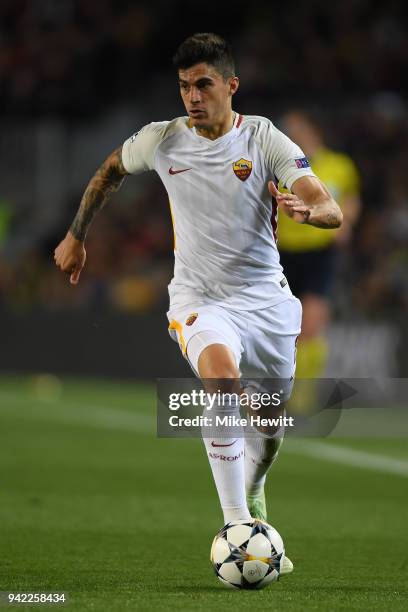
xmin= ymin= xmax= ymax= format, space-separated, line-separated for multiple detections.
xmin=54 ymin=33 xmax=342 ymax=575
xmin=278 ymin=111 xmax=361 ymax=384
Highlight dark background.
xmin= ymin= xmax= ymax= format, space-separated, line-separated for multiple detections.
xmin=0 ymin=0 xmax=407 ymax=378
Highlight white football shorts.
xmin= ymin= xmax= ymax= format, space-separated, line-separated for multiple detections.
xmin=167 ymin=296 xmax=302 ymax=397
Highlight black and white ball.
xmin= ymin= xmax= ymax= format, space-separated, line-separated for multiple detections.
xmin=210 ymin=519 xmax=284 ymax=589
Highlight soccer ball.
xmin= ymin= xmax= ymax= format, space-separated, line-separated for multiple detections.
xmin=210 ymin=519 xmax=284 ymax=590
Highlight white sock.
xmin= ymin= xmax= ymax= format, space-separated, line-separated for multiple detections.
xmin=245 ymin=432 xmax=283 ymax=497
xmin=202 ymin=396 xmax=251 ymax=524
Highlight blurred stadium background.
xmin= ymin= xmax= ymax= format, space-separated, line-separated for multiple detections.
xmin=0 ymin=0 xmax=407 ymax=378
xmin=0 ymin=2 xmax=407 ymax=610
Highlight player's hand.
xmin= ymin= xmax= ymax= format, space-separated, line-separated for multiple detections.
xmin=268 ymin=181 xmax=311 ymax=224
xmin=54 ymin=232 xmax=86 ymax=285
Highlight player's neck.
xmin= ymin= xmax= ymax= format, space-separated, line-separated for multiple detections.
xmin=195 ymin=110 xmax=235 ymax=141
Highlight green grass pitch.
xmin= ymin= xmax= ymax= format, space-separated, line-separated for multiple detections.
xmin=0 ymin=375 xmax=407 ymax=611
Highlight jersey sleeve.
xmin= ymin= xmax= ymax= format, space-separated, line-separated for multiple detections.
xmin=121 ymin=122 xmax=168 ymax=175
xmin=260 ymin=121 xmax=316 ymax=190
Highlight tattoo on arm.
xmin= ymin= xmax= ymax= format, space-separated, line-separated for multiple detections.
xmin=70 ymin=148 xmax=128 ymax=241
xmin=304 ymin=201 xmax=343 ymax=229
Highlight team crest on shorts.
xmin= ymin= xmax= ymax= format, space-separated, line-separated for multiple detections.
xmin=233 ymin=158 xmax=253 ymax=181
xmin=186 ymin=313 xmax=198 ymax=326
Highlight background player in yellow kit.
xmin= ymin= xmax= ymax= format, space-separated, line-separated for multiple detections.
xmin=278 ymin=111 xmax=361 ymax=382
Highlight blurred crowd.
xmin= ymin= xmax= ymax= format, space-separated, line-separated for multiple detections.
xmin=0 ymin=182 xmax=175 ymax=313
xmin=0 ymin=0 xmax=406 ymax=116
xmin=0 ymin=0 xmax=407 ymax=318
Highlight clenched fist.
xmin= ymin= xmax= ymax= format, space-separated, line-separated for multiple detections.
xmin=54 ymin=232 xmax=86 ymax=285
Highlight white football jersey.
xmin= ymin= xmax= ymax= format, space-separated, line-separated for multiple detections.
xmin=122 ymin=113 xmax=315 ymax=311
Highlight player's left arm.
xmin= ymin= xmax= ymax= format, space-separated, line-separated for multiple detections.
xmin=268 ymin=176 xmax=343 ymax=228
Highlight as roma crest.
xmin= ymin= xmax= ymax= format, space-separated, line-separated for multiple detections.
xmin=186 ymin=313 xmax=198 ymax=326
xmin=233 ymin=158 xmax=253 ymax=182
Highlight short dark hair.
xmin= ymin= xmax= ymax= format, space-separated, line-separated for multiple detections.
xmin=173 ymin=33 xmax=235 ymax=80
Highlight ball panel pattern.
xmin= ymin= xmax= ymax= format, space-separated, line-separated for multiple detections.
xmin=255 ymin=568 xmax=280 ymax=589
xmin=245 ymin=532 xmax=272 ymax=559
xmin=211 ymin=536 xmax=231 ymax=564
xmin=242 ymin=560 xmax=269 ymax=583
xmin=211 ymin=519 xmax=285 ymax=590
xmin=218 ymin=561 xmax=242 ymax=585
xmin=226 ymin=524 xmax=253 ymax=547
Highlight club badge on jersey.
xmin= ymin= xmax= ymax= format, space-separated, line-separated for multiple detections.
xmin=233 ymin=158 xmax=253 ymax=182
xmin=186 ymin=313 xmax=198 ymax=326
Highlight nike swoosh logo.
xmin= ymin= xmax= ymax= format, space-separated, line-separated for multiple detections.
xmin=211 ymin=439 xmax=238 ymax=448
xmin=169 ymin=166 xmax=191 ymax=175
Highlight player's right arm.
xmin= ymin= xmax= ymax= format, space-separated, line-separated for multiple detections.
xmin=54 ymin=147 xmax=128 ymax=285
xmin=54 ymin=122 xmax=167 ymax=285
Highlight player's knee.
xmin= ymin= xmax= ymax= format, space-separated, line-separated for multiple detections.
xmin=202 ymin=370 xmax=239 ymax=395
xmin=201 ymin=363 xmax=240 ymax=395
xmin=197 ymin=343 xmax=239 ymax=389
xmin=202 ymin=362 xmax=238 ymax=379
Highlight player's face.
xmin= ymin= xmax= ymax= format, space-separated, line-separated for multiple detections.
xmin=178 ymin=63 xmax=238 ymax=129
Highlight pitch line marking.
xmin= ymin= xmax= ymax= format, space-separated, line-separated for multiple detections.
xmin=286 ymin=440 xmax=408 ymax=478
xmin=1 ymin=389 xmax=408 ymax=476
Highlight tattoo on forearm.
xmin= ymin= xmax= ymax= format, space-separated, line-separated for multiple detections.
xmin=305 ymin=202 xmax=342 ymax=229
xmin=70 ymin=148 xmax=127 ymax=241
